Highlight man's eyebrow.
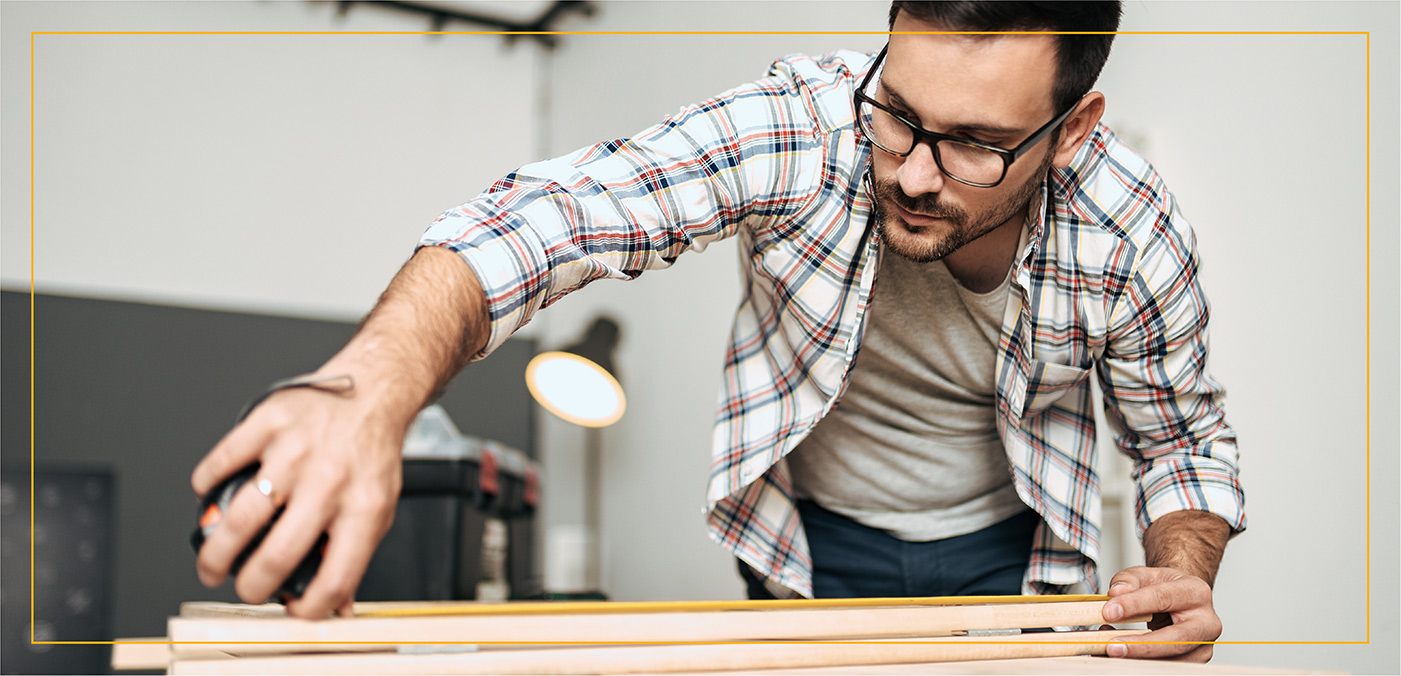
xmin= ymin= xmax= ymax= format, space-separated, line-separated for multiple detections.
xmin=882 ymin=80 xmax=1026 ymax=137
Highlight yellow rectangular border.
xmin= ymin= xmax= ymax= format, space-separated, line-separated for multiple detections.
xmin=26 ymin=28 xmax=1372 ymax=650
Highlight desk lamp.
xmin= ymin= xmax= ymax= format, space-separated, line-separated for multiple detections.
xmin=524 ymin=316 xmax=624 ymax=596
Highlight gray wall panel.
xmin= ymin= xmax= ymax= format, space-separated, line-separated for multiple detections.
xmin=1 ymin=289 xmax=537 ymax=643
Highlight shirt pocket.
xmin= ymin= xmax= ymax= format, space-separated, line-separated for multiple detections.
xmin=1014 ymin=360 xmax=1093 ymax=419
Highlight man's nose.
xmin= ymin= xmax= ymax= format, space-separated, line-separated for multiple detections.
xmin=895 ymin=141 xmax=946 ymax=197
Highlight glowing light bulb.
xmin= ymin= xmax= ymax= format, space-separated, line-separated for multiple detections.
xmin=525 ymin=352 xmax=626 ymax=427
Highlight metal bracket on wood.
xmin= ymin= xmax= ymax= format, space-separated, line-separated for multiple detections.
xmin=334 ymin=1 xmax=596 ymax=48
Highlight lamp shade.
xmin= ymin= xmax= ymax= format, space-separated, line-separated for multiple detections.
xmin=525 ymin=317 xmax=625 ymax=428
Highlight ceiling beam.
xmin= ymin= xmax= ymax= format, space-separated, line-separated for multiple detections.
xmin=335 ymin=1 xmax=596 ymax=48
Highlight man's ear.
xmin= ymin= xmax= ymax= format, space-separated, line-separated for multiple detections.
xmin=1052 ymin=92 xmax=1106 ymax=168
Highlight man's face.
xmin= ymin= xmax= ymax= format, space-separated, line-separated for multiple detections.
xmin=871 ymin=14 xmax=1062 ymax=262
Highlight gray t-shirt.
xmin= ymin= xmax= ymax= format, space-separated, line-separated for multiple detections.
xmin=787 ymin=239 xmax=1029 ymax=542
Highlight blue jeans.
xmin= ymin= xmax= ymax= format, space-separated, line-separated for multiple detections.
xmin=739 ymin=500 xmax=1040 ymax=599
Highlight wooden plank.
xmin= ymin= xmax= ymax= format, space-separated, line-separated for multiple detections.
xmin=180 ymin=602 xmax=288 ymax=619
xmin=688 ymin=655 xmax=1341 ymax=675
xmin=110 ymin=638 xmax=171 ymax=671
xmin=168 ymin=600 xmax=1145 ymax=656
xmin=169 ymin=629 xmax=1149 ymax=675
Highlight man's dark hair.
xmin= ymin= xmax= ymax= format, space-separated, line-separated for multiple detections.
xmin=888 ymin=2 xmax=1122 ymax=114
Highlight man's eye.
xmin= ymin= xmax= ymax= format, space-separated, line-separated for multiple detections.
xmin=891 ymin=107 xmax=919 ymax=124
xmin=961 ymin=134 xmax=1002 ymax=147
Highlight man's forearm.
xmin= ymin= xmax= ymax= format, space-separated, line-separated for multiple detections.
xmin=1141 ymin=509 xmax=1232 ymax=587
xmin=316 ymin=245 xmax=490 ymax=428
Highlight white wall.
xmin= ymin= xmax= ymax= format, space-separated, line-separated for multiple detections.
xmin=1105 ymin=4 xmax=1395 ymax=671
xmin=3 ymin=1 xmax=1396 ymax=673
xmin=2 ymin=0 xmax=545 ymax=323
xmin=1098 ymin=5 xmax=1395 ymax=672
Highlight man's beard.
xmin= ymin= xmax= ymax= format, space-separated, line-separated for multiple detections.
xmin=872 ymin=151 xmax=1052 ymax=263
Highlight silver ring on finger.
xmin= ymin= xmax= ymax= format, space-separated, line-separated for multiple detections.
xmin=254 ymin=475 xmax=284 ymax=507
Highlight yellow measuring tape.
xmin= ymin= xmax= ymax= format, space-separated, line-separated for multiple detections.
xmin=357 ymin=594 xmax=1110 ymax=618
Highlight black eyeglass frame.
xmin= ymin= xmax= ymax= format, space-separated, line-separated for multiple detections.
xmin=853 ymin=44 xmax=1081 ymax=188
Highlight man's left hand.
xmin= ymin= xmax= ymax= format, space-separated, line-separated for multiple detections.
xmin=1101 ymin=565 xmax=1221 ymax=662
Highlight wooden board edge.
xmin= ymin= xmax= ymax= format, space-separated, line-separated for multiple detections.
xmin=167 ymin=601 xmax=1145 ymax=655
xmin=111 ymin=638 xmax=171 ymax=671
xmin=169 ymin=629 xmax=1149 ymax=675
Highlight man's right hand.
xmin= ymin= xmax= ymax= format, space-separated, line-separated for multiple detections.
xmin=189 ymin=246 xmax=490 ymax=618
xmin=190 ymin=376 xmax=407 ymax=618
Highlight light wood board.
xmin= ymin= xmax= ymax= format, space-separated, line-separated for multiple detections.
xmin=168 ymin=630 xmax=1149 ymax=675
xmin=694 ymin=655 xmax=1343 ymax=675
xmin=110 ymin=638 xmax=171 ymax=671
xmin=168 ymin=599 xmax=1143 ymax=655
xmin=129 ymin=597 xmax=1166 ymax=674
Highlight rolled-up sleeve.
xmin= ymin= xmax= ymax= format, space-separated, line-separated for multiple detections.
xmin=1097 ymin=193 xmax=1247 ymax=540
xmin=418 ymin=54 xmax=858 ymax=358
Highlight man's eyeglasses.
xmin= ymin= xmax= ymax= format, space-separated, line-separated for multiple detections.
xmin=853 ymin=44 xmax=1079 ymax=188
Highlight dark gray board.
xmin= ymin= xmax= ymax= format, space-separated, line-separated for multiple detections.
xmin=0 ymin=289 xmax=538 ymax=665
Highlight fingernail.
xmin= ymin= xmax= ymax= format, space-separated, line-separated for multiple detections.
xmin=1109 ymin=580 xmax=1130 ymax=590
xmin=1104 ymin=602 xmax=1123 ymax=621
xmin=1107 ymin=642 xmax=1127 ymax=658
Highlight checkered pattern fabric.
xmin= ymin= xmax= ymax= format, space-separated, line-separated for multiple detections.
xmin=421 ymin=50 xmax=1245 ymax=598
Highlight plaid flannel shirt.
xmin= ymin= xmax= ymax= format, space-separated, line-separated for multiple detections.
xmin=421 ymin=50 xmax=1246 ymax=598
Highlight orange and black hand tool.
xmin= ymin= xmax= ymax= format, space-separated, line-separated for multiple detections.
xmin=190 ymin=464 xmax=325 ymax=602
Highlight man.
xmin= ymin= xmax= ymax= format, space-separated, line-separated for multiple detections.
xmin=192 ymin=1 xmax=1244 ymax=662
